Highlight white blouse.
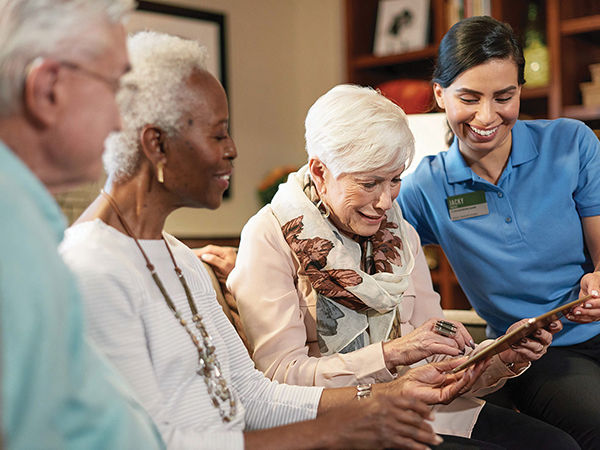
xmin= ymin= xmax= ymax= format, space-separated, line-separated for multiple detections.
xmin=60 ymin=219 xmax=322 ymax=449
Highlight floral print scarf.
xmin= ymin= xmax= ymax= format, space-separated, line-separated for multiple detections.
xmin=270 ymin=165 xmax=414 ymax=355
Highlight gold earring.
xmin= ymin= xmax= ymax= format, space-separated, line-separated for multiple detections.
xmin=316 ymin=199 xmax=330 ymax=219
xmin=157 ymin=161 xmax=165 ymax=184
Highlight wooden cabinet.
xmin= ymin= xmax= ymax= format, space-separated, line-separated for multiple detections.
xmin=345 ymin=0 xmax=600 ymax=308
xmin=549 ymin=0 xmax=600 ymax=126
xmin=345 ymin=0 xmax=600 ymax=125
xmin=423 ymin=245 xmax=471 ymax=310
xmin=345 ymin=0 xmax=446 ymax=88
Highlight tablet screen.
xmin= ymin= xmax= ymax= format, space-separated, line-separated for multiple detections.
xmin=450 ymin=294 xmax=593 ymax=373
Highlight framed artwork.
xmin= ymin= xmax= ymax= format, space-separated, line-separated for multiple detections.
xmin=128 ymin=1 xmax=228 ymax=92
xmin=373 ymin=0 xmax=430 ymax=56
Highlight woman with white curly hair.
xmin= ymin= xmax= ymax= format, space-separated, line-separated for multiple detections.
xmin=228 ymin=84 xmax=579 ymax=449
xmin=59 ymin=30 xmax=496 ymax=449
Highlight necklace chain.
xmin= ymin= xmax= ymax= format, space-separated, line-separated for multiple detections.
xmin=100 ymin=190 xmax=236 ymax=422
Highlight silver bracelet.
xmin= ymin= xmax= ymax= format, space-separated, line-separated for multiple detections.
xmin=356 ymin=384 xmax=372 ymax=400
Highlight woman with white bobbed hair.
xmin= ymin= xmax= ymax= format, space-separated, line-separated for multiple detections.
xmin=229 ymin=84 xmax=578 ymax=449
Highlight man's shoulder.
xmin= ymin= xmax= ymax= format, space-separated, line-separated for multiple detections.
xmin=0 ymin=179 xmax=76 ymax=321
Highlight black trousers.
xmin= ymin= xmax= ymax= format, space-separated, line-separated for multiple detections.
xmin=470 ymin=402 xmax=579 ymax=449
xmin=483 ymin=334 xmax=600 ymax=450
xmin=431 ymin=402 xmax=579 ymax=450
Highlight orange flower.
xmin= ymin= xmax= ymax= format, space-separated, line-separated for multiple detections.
xmin=257 ymin=165 xmax=298 ymax=206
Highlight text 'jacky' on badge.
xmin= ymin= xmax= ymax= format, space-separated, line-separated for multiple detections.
xmin=446 ymin=191 xmax=489 ymax=221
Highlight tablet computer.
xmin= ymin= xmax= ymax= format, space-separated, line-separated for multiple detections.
xmin=451 ymin=294 xmax=593 ymax=373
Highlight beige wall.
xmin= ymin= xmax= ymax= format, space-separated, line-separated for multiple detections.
xmin=159 ymin=0 xmax=345 ymax=237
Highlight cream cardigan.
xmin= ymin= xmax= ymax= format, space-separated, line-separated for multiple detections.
xmin=229 ymin=205 xmax=524 ymax=437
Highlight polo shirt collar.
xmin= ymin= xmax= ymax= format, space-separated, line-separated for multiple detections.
xmin=510 ymin=120 xmax=539 ymax=166
xmin=0 ymin=139 xmax=67 ymax=243
xmin=445 ymin=138 xmax=473 ymax=184
xmin=444 ymin=120 xmax=539 ymax=185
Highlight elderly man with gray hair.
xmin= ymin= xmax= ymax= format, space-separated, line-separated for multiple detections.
xmin=0 ymin=1 xmax=163 ymax=448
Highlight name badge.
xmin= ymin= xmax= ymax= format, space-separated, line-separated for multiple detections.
xmin=446 ymin=191 xmax=489 ymax=221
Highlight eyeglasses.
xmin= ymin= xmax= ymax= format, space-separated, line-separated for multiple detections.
xmin=58 ymin=60 xmax=122 ymax=93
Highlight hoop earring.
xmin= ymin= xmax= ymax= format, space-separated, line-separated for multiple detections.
xmin=316 ymin=199 xmax=330 ymax=219
xmin=157 ymin=161 xmax=165 ymax=184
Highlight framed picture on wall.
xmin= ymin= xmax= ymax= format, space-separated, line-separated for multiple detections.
xmin=129 ymin=1 xmax=228 ymax=92
xmin=373 ymin=0 xmax=430 ymax=56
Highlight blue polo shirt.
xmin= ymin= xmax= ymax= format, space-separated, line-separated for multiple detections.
xmin=398 ymin=119 xmax=600 ymax=346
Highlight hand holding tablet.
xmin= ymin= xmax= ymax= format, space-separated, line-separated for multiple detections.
xmin=451 ymin=294 xmax=594 ymax=373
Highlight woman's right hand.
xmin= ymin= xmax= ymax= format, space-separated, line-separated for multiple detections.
xmin=383 ymin=318 xmax=475 ymax=368
xmin=383 ymin=357 xmax=490 ymax=405
xmin=315 ymin=395 xmax=442 ymax=449
xmin=245 ymin=394 xmax=442 ymax=450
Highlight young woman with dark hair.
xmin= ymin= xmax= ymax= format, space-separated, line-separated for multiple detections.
xmin=398 ymin=15 xmax=600 ymax=449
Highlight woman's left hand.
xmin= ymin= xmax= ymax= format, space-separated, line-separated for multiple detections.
xmin=566 ymin=273 xmax=600 ymax=323
xmin=382 ymin=318 xmax=475 ymax=368
xmin=498 ymin=318 xmax=562 ymax=365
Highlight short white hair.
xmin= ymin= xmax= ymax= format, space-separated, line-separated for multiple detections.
xmin=0 ymin=0 xmax=133 ymax=115
xmin=103 ymin=31 xmax=209 ymax=181
xmin=305 ymin=84 xmax=414 ymax=178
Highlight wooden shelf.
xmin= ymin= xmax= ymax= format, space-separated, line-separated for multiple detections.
xmin=561 ymin=15 xmax=600 ymax=35
xmin=520 ymin=86 xmax=550 ymax=99
xmin=562 ymin=104 xmax=600 ymax=121
xmin=351 ymin=45 xmax=438 ymax=69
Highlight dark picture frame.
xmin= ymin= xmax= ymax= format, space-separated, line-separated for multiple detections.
xmin=130 ymin=1 xmax=228 ymax=93
xmin=373 ymin=0 xmax=430 ymax=56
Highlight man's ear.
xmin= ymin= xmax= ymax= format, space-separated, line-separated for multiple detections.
xmin=23 ymin=58 xmax=62 ymax=127
xmin=308 ymin=158 xmax=328 ymax=195
xmin=432 ymin=83 xmax=445 ymax=110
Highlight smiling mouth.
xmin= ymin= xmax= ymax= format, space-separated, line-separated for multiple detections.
xmin=360 ymin=212 xmax=383 ymax=221
xmin=468 ymin=124 xmax=499 ymax=136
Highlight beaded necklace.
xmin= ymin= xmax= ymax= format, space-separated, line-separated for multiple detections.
xmin=101 ymin=190 xmax=236 ymax=422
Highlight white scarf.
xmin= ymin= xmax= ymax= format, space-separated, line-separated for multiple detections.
xmin=270 ymin=165 xmax=414 ymax=355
